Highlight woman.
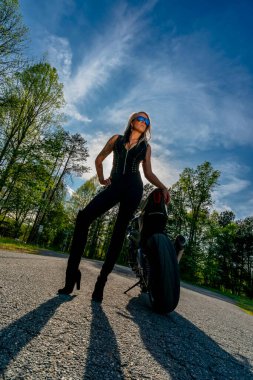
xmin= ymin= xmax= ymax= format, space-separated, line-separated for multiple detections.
xmin=58 ymin=111 xmax=170 ymax=302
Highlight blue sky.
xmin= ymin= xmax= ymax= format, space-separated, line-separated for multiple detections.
xmin=20 ymin=0 xmax=253 ymax=219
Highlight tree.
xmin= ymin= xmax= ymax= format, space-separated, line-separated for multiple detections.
xmin=0 ymin=159 xmax=53 ymax=238
xmin=0 ymin=62 xmax=65 ymax=192
xmin=27 ymin=132 xmax=90 ymax=243
xmin=0 ymin=0 xmax=28 ymax=84
xmin=202 ymin=211 xmax=253 ymax=297
xmin=36 ymin=185 xmax=68 ymax=248
xmin=204 ymin=213 xmax=238 ymax=290
xmin=98 ymin=205 xmax=119 ymax=260
xmin=167 ymin=182 xmax=188 ymax=239
xmin=168 ymin=162 xmax=220 ymax=280
xmin=218 ymin=211 xmax=235 ymax=227
xmin=235 ymin=217 xmax=253 ymax=297
xmin=179 ymin=161 xmax=220 ymax=249
xmin=64 ymin=179 xmax=108 ymax=258
xmin=66 ymin=175 xmax=99 ymax=223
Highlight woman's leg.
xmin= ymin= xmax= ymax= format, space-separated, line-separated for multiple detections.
xmin=92 ymin=182 xmax=143 ymax=301
xmin=101 ymin=204 xmax=139 ymax=276
xmin=59 ymin=185 xmax=120 ymax=293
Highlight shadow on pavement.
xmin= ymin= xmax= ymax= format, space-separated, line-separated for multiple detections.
xmin=83 ymin=301 xmax=124 ymax=380
xmin=126 ymin=296 xmax=253 ymax=380
xmin=0 ymin=295 xmax=72 ymax=376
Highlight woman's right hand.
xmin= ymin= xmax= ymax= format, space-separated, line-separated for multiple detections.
xmin=99 ymin=177 xmax=111 ymax=186
xmin=161 ymin=187 xmax=170 ymax=204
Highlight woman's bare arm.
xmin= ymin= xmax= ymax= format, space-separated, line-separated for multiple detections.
xmin=142 ymin=145 xmax=170 ymax=203
xmin=95 ymin=135 xmax=119 ymax=185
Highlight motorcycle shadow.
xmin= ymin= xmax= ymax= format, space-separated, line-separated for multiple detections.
xmin=126 ymin=296 xmax=253 ymax=379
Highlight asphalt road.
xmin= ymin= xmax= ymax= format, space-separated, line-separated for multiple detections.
xmin=0 ymin=249 xmax=252 ymax=380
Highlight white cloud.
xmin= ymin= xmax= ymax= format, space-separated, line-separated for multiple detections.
xmin=64 ymin=1 xmax=158 ymax=108
xmin=211 ymin=160 xmax=251 ymax=218
xmin=45 ymin=35 xmax=72 ymax=82
xmin=42 ymin=1 xmax=159 ymax=125
xmin=80 ymin=131 xmax=113 ymax=181
xmin=142 ymin=141 xmax=180 ymax=187
xmin=217 ymin=178 xmax=250 ymax=197
xmin=64 ymin=104 xmax=92 ymax=123
xmin=212 ymin=194 xmax=253 ymax=220
xmin=42 ymin=34 xmax=93 ymax=123
xmin=41 ymin=4 xmax=253 ymax=152
xmin=233 ymin=195 xmax=253 ymax=220
xmin=66 ymin=184 xmax=76 ymax=197
xmin=101 ymin=32 xmax=253 ymax=151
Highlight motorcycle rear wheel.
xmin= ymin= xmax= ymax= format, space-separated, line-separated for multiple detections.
xmin=146 ymin=233 xmax=180 ymax=314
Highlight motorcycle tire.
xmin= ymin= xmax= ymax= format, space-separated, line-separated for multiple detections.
xmin=146 ymin=233 xmax=180 ymax=314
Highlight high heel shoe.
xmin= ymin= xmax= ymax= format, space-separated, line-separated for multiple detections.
xmin=92 ymin=274 xmax=107 ymax=302
xmin=58 ymin=269 xmax=81 ymax=295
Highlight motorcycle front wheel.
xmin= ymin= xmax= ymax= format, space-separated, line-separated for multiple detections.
xmin=146 ymin=233 xmax=180 ymax=314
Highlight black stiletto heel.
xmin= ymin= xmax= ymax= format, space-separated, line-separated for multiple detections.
xmin=76 ymin=270 xmax=81 ymax=290
xmin=58 ymin=269 xmax=82 ymax=295
xmin=92 ymin=274 xmax=107 ymax=302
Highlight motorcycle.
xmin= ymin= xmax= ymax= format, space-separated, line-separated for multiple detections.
xmin=124 ymin=188 xmax=186 ymax=314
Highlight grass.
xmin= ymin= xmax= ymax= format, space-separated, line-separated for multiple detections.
xmin=230 ymin=296 xmax=253 ymax=315
xmin=208 ymin=287 xmax=253 ymax=315
xmin=184 ymin=281 xmax=253 ymax=315
xmin=0 ymin=237 xmax=65 ymax=255
xmin=0 ymin=237 xmax=40 ymax=253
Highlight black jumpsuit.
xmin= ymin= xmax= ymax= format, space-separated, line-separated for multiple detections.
xmin=67 ymin=135 xmax=148 ymax=279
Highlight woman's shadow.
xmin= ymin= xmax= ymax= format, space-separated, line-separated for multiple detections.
xmin=83 ymin=301 xmax=124 ymax=380
xmin=126 ymin=296 xmax=253 ymax=379
xmin=0 ymin=295 xmax=72 ymax=376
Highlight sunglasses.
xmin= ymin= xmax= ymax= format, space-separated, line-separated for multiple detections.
xmin=134 ymin=115 xmax=150 ymax=126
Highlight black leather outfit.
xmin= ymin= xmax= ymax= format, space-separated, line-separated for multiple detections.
xmin=66 ymin=135 xmax=148 ymax=282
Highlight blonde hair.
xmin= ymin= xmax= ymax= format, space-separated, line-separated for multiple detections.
xmin=123 ymin=111 xmax=151 ymax=143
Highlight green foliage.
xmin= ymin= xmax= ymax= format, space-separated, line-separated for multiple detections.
xmin=0 ymin=215 xmax=17 ymax=237
xmin=167 ymin=161 xmax=220 ymax=280
xmin=0 ymin=0 xmax=28 ymax=81
xmin=0 ymin=62 xmax=65 ymax=192
xmin=26 ymin=130 xmax=89 ymax=244
xmin=65 ymin=176 xmax=98 ymax=225
xmin=0 ymin=58 xmax=91 ymax=246
xmin=0 ymin=60 xmax=89 ymax=249
xmin=218 ymin=210 xmax=235 ymax=227
xmin=0 ymin=0 xmax=92 ymax=252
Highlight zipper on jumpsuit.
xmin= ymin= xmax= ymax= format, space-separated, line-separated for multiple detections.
xmin=123 ymin=149 xmax=129 ymax=175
